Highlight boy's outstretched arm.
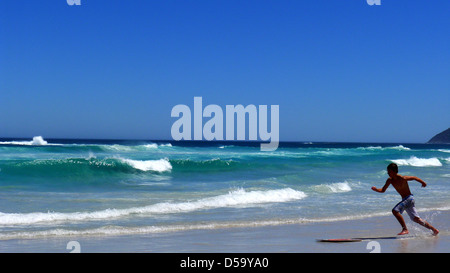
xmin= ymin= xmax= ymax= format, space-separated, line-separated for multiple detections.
xmin=372 ymin=179 xmax=390 ymax=193
xmin=404 ymin=176 xmax=427 ymax=187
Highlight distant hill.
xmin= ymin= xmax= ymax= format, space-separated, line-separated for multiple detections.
xmin=427 ymin=128 xmax=450 ymax=144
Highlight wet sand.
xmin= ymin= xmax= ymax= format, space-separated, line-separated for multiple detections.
xmin=1 ymin=210 xmax=447 ymax=253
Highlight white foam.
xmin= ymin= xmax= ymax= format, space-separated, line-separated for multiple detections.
xmin=31 ymin=136 xmax=48 ymax=145
xmin=358 ymin=145 xmax=411 ymax=151
xmin=2 ymin=205 xmax=449 ymax=240
xmin=312 ymin=182 xmax=352 ymax=193
xmin=86 ymin=152 xmax=96 ymax=160
xmin=119 ymin=158 xmax=172 ymax=172
xmin=0 ymin=188 xmax=307 ymax=226
xmin=391 ymin=156 xmax=442 ymax=167
xmin=99 ymin=143 xmax=167 ymax=152
xmin=218 ymin=145 xmax=235 ymax=149
xmin=389 ymin=145 xmax=411 ymax=151
xmin=327 ymin=182 xmax=352 ymax=193
xmin=360 ymin=146 xmax=383 ymax=150
xmin=0 ymin=140 xmax=30 ymax=145
xmin=159 ymin=143 xmax=172 ymax=147
xmin=142 ymin=143 xmax=158 ymax=149
xmin=0 ymin=136 xmax=50 ymax=146
xmin=0 ymin=220 xmax=302 ymax=240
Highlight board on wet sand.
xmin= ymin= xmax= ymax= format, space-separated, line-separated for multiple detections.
xmin=317 ymin=236 xmax=405 ymax=243
xmin=317 ymin=238 xmax=363 ymax=243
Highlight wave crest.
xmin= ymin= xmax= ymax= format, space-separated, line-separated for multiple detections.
xmin=0 ymin=188 xmax=306 ymax=226
xmin=119 ymin=158 xmax=172 ymax=172
xmin=0 ymin=136 xmax=53 ymax=146
xmin=312 ymin=182 xmax=352 ymax=193
xmin=391 ymin=156 xmax=442 ymax=167
xmin=3 ymin=157 xmax=172 ymax=179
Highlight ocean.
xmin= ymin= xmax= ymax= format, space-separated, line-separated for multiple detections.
xmin=0 ymin=137 xmax=449 ymax=249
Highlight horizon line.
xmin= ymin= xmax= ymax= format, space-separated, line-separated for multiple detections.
xmin=0 ymin=136 xmax=442 ymax=145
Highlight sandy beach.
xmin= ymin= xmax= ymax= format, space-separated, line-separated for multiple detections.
xmin=1 ymin=210 xmax=447 ymax=253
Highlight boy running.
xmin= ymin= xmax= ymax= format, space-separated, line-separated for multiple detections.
xmin=371 ymin=163 xmax=439 ymax=236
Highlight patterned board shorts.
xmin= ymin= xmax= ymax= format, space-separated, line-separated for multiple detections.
xmin=392 ymin=194 xmax=420 ymax=221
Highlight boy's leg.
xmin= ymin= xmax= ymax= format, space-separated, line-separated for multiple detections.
xmin=407 ymin=206 xmax=439 ymax=236
xmin=392 ymin=209 xmax=408 ymax=235
xmin=412 ymin=217 xmax=439 ymax=236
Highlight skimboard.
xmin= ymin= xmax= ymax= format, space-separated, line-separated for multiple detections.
xmin=317 ymin=236 xmax=409 ymax=243
xmin=317 ymin=238 xmax=362 ymax=243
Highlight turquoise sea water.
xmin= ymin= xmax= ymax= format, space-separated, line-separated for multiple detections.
xmin=0 ymin=137 xmax=449 ymax=240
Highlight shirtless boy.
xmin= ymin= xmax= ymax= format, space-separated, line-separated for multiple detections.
xmin=371 ymin=163 xmax=439 ymax=236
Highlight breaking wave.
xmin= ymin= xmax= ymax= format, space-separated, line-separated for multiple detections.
xmin=1 ymin=157 xmax=173 ymax=179
xmin=0 ymin=136 xmax=53 ymax=146
xmin=119 ymin=158 xmax=172 ymax=172
xmin=391 ymin=156 xmax=442 ymax=167
xmin=312 ymin=182 xmax=352 ymax=193
xmin=0 ymin=188 xmax=307 ymax=226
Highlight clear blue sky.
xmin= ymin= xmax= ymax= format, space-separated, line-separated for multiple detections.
xmin=1 ymin=0 xmax=449 ymax=143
